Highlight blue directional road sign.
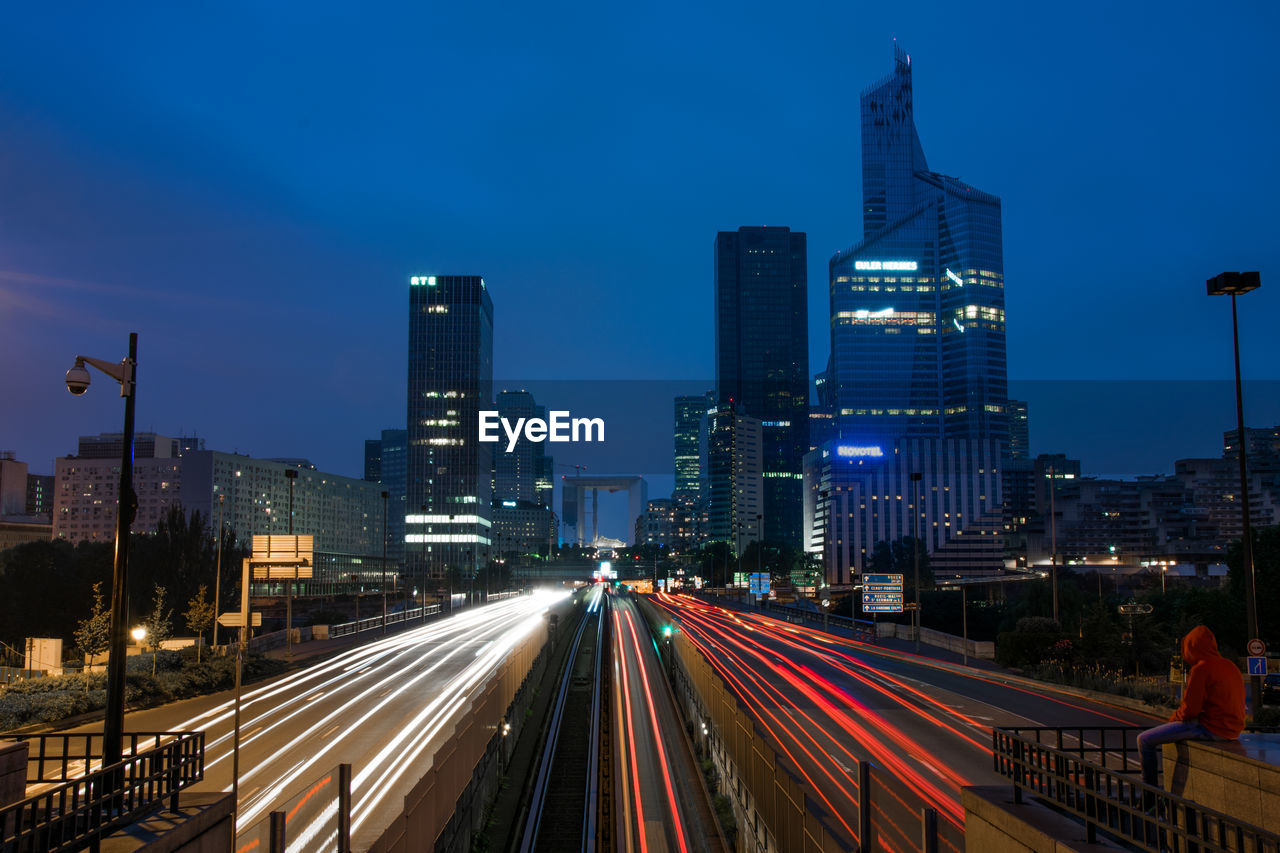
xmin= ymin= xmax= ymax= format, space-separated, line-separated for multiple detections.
xmin=1247 ymin=656 xmax=1267 ymax=676
xmin=862 ymin=593 xmax=903 ymax=604
xmin=864 ymin=574 xmax=904 ymax=585
xmin=863 ymin=604 xmax=903 ymax=613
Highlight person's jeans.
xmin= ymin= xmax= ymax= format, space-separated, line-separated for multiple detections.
xmin=1136 ymin=721 xmax=1222 ymax=786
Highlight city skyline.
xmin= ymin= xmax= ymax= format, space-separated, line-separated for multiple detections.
xmin=3 ymin=7 xmax=1278 ymax=486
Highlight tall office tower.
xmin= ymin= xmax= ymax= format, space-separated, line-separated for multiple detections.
xmin=494 ymin=390 xmax=552 ymax=506
xmin=705 ymin=404 xmax=764 ymax=557
xmin=828 ymin=45 xmax=1007 ymax=446
xmin=674 ymin=391 xmax=714 ymax=501
xmin=1007 ymin=400 xmax=1030 ymax=459
xmin=406 ymin=275 xmax=493 ymax=581
xmin=363 ymin=429 xmax=408 ymax=569
xmin=714 ymin=226 xmax=809 ymax=548
xmin=363 ymin=440 xmax=382 ymax=483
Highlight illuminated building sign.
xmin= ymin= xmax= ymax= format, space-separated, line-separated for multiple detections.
xmin=409 ymin=276 xmax=437 ymax=286
xmin=853 ymin=308 xmax=895 ymax=319
xmin=945 ymin=269 xmax=964 ymax=287
xmin=836 ymin=445 xmax=884 ymax=458
xmin=854 ymin=260 xmax=918 ymax=271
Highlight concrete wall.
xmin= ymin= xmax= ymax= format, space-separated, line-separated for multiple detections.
xmin=962 ymin=786 xmax=1123 ymax=852
xmin=1163 ymin=735 xmax=1280 ymax=836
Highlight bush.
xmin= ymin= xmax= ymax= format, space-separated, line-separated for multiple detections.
xmin=0 ymin=654 xmax=284 ymax=732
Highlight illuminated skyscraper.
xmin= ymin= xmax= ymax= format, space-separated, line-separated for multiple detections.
xmin=406 ymin=275 xmax=493 ymax=581
xmin=828 ymin=45 xmax=1007 ymax=446
xmin=714 ymin=226 xmax=809 ymax=547
xmin=674 ymin=391 xmax=714 ymax=501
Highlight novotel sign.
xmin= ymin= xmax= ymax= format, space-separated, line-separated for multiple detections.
xmin=854 ymin=260 xmax=918 ymax=272
xmin=836 ymin=445 xmax=884 ymax=458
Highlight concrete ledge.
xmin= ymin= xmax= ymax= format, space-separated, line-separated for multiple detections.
xmin=0 ymin=740 xmax=28 ymax=808
xmin=1163 ymin=734 xmax=1280 ymax=834
xmin=102 ymin=792 xmax=234 ymax=853
xmin=962 ymin=785 xmax=1123 ymax=852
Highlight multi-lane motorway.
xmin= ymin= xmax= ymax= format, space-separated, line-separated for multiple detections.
xmin=652 ymin=593 xmax=1161 ymax=852
xmin=60 ymin=591 xmax=569 ymax=850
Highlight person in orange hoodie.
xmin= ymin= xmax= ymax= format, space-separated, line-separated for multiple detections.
xmin=1137 ymin=625 xmax=1246 ymax=786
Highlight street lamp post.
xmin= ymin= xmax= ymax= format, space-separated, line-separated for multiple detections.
xmin=1048 ymin=464 xmax=1059 ymax=626
xmin=381 ymin=491 xmax=389 ymax=635
xmin=284 ymin=468 xmax=297 ymax=657
xmin=64 ymin=332 xmax=137 ymax=769
xmin=213 ymin=493 xmax=225 ymax=649
xmin=910 ymin=472 xmax=922 ymax=652
xmin=1207 ymin=270 xmax=1263 ymax=717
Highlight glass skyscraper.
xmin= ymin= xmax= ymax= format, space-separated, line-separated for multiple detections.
xmin=674 ymin=391 xmax=714 ymax=501
xmin=714 ymin=226 xmax=809 ymax=548
xmin=828 ymin=45 xmax=1007 ymax=446
xmin=406 ymin=274 xmax=493 ymax=581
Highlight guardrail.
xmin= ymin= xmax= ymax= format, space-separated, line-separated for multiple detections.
xmin=237 ymin=764 xmax=350 ymax=853
xmin=7 ymin=732 xmax=185 ymax=784
xmin=1 ymin=731 xmax=204 ymax=853
xmin=992 ymin=726 xmax=1280 ymax=852
xmin=330 ymin=603 xmax=441 ymax=638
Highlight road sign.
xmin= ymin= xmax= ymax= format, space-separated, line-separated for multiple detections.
xmin=1247 ymin=656 xmax=1267 ymax=676
xmin=217 ymin=611 xmax=262 ymax=628
xmin=862 ymin=604 xmax=903 ymax=613
xmin=1117 ymin=603 xmax=1154 ymax=615
xmin=861 ymin=593 xmax=903 ymax=604
xmin=864 ymin=574 xmax=904 ymax=585
xmin=1247 ymin=638 xmax=1266 ymax=657
xmin=251 ymin=535 xmax=314 ymax=579
xmin=748 ymin=573 xmax=770 ymax=595
xmin=864 ymin=584 xmax=901 ymax=593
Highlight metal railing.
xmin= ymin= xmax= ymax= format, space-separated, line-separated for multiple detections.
xmin=7 ymin=732 xmax=183 ymax=784
xmin=993 ymin=726 xmax=1280 ymax=852
xmin=1 ymin=731 xmax=204 ymax=853
xmin=329 ymin=603 xmax=440 ymax=638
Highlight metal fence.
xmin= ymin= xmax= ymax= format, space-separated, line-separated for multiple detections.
xmin=993 ymin=726 xmax=1280 ymax=853
xmin=9 ymin=731 xmax=185 ymax=784
xmin=1 ymin=731 xmax=204 ymax=853
xmin=329 ymin=604 xmax=441 ymax=638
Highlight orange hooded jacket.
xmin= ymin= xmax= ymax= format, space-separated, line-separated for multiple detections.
xmin=1170 ymin=625 xmax=1245 ymax=739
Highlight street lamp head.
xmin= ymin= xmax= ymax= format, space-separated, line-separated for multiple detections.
xmin=65 ymin=362 xmax=91 ymax=395
xmin=131 ymin=626 xmax=147 ymax=643
xmin=1206 ymin=271 xmax=1261 ymax=296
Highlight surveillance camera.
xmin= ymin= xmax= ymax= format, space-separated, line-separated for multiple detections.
xmin=66 ymin=364 xmax=91 ymax=395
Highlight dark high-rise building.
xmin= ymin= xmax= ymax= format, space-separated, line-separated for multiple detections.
xmin=674 ymin=391 xmax=714 ymax=501
xmin=828 ymin=45 xmax=1007 ymax=446
xmin=494 ymin=390 xmax=552 ymax=507
xmin=363 ymin=440 xmax=382 ymax=483
xmin=1008 ymin=400 xmax=1030 ymax=459
xmin=714 ymin=226 xmax=809 ymax=548
xmin=406 ymin=274 xmax=493 ymax=581
xmin=706 ymin=404 xmax=763 ymax=557
xmin=364 ymin=429 xmax=408 ymax=569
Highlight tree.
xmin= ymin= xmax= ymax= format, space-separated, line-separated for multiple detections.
xmin=74 ymin=581 xmax=111 ymax=671
xmin=142 ymin=585 xmax=173 ymax=675
xmin=185 ymin=585 xmax=216 ymax=663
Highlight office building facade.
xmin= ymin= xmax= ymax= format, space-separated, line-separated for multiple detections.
xmin=494 ymin=390 xmax=553 ymax=508
xmin=714 ymin=226 xmax=809 ymax=548
xmin=363 ymin=428 xmax=408 ymax=570
xmin=406 ymin=274 xmax=494 ymax=580
xmin=828 ymin=46 xmax=1007 ymax=446
xmin=706 ymin=404 xmax=764 ymax=555
xmin=803 ymin=438 xmax=1002 ymax=585
xmin=674 ymin=391 xmax=715 ymax=503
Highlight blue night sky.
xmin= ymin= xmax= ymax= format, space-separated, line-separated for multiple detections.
xmin=2 ymin=2 xmax=1278 ymax=499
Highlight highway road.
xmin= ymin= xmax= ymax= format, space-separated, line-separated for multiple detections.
xmin=61 ymin=590 xmax=570 ymax=851
xmin=652 ymin=593 xmax=1162 ymax=853
xmin=611 ymin=594 xmax=726 ymax=853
